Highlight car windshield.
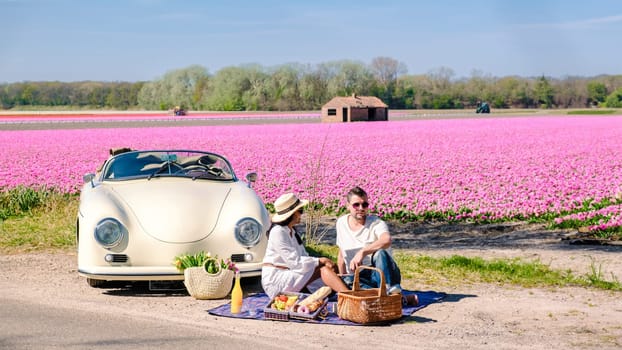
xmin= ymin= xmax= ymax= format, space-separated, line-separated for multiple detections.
xmin=102 ymin=150 xmax=236 ymax=181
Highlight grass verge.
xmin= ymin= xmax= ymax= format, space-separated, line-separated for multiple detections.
xmin=307 ymin=244 xmax=622 ymax=292
xmin=566 ymin=109 xmax=618 ymax=115
xmin=0 ymin=192 xmax=78 ymax=253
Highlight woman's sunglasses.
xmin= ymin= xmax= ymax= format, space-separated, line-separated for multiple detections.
xmin=351 ymin=201 xmax=369 ymax=209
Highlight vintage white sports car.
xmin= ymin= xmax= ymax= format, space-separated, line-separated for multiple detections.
xmin=77 ymin=148 xmax=270 ymax=288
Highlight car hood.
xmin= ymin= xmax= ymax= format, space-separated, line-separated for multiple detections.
xmin=110 ymin=180 xmax=231 ymax=243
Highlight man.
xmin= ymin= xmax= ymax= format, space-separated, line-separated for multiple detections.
xmin=335 ymin=186 xmax=403 ymax=294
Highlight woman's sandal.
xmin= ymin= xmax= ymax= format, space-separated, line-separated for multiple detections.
xmin=402 ymin=294 xmax=419 ymax=306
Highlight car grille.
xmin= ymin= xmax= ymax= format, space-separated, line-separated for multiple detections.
xmin=230 ymin=254 xmax=246 ymax=263
xmin=107 ymin=254 xmax=129 ymax=263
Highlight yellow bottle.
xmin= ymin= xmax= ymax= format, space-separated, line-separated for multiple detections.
xmin=230 ymin=271 xmax=243 ymax=314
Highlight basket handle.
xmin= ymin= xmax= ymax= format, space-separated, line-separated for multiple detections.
xmin=352 ymin=265 xmax=387 ymax=297
xmin=203 ymin=257 xmax=222 ymax=275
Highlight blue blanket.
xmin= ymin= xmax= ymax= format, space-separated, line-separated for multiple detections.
xmin=207 ymin=290 xmax=446 ymax=326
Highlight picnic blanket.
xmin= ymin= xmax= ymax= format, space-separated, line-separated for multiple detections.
xmin=207 ymin=290 xmax=446 ymax=326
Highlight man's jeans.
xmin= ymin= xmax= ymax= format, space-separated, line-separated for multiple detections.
xmin=342 ymin=249 xmax=401 ymax=290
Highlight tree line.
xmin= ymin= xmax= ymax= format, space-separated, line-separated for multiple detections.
xmin=2 ymin=57 xmax=622 ymax=111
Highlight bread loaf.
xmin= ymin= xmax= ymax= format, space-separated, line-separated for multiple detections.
xmin=298 ymin=286 xmax=332 ymax=307
xmin=306 ymin=300 xmax=324 ymax=312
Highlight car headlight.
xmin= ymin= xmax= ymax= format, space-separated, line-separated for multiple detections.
xmin=234 ymin=217 xmax=262 ymax=247
xmin=94 ymin=218 xmax=126 ymax=248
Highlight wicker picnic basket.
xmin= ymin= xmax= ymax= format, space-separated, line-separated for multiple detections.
xmin=183 ymin=259 xmax=234 ymax=300
xmin=337 ymin=266 xmax=402 ymax=324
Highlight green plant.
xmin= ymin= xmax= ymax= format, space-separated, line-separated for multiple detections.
xmin=173 ymin=251 xmax=237 ymax=273
xmin=0 ymin=186 xmax=51 ymax=219
xmin=585 ymin=260 xmax=621 ymax=290
xmin=0 ymin=190 xmax=78 ymax=253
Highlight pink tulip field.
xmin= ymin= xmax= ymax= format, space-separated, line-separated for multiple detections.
xmin=2 ymin=115 xmax=622 ymax=235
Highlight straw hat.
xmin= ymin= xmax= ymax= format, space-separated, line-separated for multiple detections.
xmin=271 ymin=193 xmax=309 ymax=223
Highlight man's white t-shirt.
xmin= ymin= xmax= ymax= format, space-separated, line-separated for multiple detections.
xmin=336 ymin=214 xmax=392 ymax=274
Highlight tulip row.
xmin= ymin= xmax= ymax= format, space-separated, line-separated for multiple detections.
xmin=1 ymin=115 xmax=621 ymax=233
xmin=553 ymin=202 xmax=622 ymax=235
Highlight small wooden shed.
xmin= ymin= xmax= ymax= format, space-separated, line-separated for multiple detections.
xmin=321 ymin=94 xmax=388 ymax=123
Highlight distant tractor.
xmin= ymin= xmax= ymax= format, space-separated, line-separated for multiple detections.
xmin=476 ymin=101 xmax=490 ymax=114
xmin=173 ymin=106 xmax=186 ymax=116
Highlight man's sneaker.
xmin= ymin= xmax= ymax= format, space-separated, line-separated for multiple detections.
xmin=402 ymin=293 xmax=419 ymax=306
xmin=388 ymin=285 xmax=402 ymax=295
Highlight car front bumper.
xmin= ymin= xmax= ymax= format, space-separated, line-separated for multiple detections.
xmin=78 ymin=262 xmax=262 ymax=281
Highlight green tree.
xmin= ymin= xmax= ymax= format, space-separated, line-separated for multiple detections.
xmin=299 ymin=66 xmax=329 ymax=109
xmin=463 ymin=71 xmax=494 ymax=108
xmin=393 ymin=77 xmax=418 ymax=109
xmin=604 ymin=88 xmax=622 ymax=108
xmin=82 ymin=82 xmax=108 ymax=107
xmin=192 ymin=75 xmax=209 ymax=109
xmin=204 ymin=66 xmax=250 ymax=111
xmin=241 ymin=64 xmax=269 ymax=110
xmin=0 ymin=84 xmax=13 ymax=109
xmin=587 ymin=81 xmax=607 ymax=106
xmin=427 ymin=66 xmax=455 ymax=92
xmin=138 ymin=65 xmax=209 ymax=110
xmin=370 ymin=56 xmax=407 ymax=105
xmin=554 ymin=78 xmax=588 ymax=108
xmin=267 ymin=64 xmax=301 ymax=110
xmin=534 ymin=76 xmax=555 ymax=108
xmin=325 ymin=60 xmax=375 ymax=97
xmin=19 ymin=84 xmax=35 ymax=105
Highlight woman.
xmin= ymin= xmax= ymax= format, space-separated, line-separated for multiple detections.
xmin=261 ymin=192 xmax=349 ymax=299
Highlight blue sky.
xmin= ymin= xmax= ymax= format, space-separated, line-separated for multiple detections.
xmin=1 ymin=0 xmax=621 ymax=82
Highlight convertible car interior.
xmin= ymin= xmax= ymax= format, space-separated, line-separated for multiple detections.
xmin=103 ymin=151 xmax=233 ymax=181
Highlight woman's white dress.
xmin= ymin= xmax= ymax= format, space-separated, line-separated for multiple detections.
xmin=261 ymin=225 xmax=318 ymax=299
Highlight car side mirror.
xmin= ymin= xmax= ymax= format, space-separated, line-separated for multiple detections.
xmin=245 ymin=172 xmax=257 ymax=188
xmin=83 ymin=173 xmax=95 ymax=187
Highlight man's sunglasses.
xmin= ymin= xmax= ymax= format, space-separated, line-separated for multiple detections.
xmin=351 ymin=201 xmax=369 ymax=209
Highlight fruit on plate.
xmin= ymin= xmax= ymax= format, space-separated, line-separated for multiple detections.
xmin=286 ymin=295 xmax=298 ymax=307
xmin=272 ymin=299 xmax=286 ymax=310
xmin=272 ymin=294 xmax=298 ymax=311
